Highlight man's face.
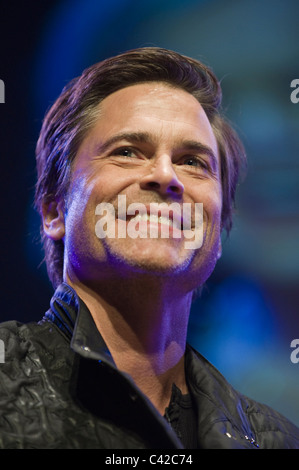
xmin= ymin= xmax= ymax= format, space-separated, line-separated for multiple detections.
xmin=59 ymin=82 xmax=222 ymax=290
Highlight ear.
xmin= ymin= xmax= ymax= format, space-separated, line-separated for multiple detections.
xmin=41 ymin=199 xmax=65 ymax=241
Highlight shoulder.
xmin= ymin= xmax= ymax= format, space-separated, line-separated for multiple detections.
xmin=0 ymin=319 xmax=67 ymax=357
xmin=0 ymin=319 xmax=72 ymax=385
xmin=0 ymin=319 xmax=74 ymax=448
xmin=0 ymin=320 xmax=28 ymax=361
xmin=186 ymin=344 xmax=299 ymax=449
xmin=244 ymin=395 xmax=299 ymax=449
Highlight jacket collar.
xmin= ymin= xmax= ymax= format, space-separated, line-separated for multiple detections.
xmin=45 ymin=282 xmax=184 ymax=449
xmin=46 ymin=282 xmax=115 ymax=366
xmin=45 ymin=283 xmax=258 ymax=448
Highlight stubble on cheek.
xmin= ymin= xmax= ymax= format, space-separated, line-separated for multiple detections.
xmin=63 ymin=174 xmax=101 ymax=273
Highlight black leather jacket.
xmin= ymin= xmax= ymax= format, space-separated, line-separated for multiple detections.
xmin=0 ymin=283 xmax=298 ymax=449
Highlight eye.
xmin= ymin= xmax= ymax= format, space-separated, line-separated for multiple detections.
xmin=182 ymin=156 xmax=209 ymax=170
xmin=113 ymin=147 xmax=137 ymax=158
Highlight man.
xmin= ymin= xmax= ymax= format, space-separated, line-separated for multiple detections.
xmin=1 ymin=47 xmax=298 ymax=449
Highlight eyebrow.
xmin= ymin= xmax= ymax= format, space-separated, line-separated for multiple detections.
xmin=95 ymin=131 xmax=219 ymax=170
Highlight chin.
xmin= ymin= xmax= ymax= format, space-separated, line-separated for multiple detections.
xmin=102 ymin=237 xmax=196 ymax=276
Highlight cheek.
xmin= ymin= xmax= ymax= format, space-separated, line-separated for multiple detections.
xmin=64 ymin=175 xmax=98 ymax=255
xmin=192 ymin=181 xmax=222 ymax=224
xmin=64 ymin=167 xmax=127 ymax=244
xmin=66 ymin=176 xmax=92 ymax=221
xmin=207 ymin=194 xmax=222 ymax=224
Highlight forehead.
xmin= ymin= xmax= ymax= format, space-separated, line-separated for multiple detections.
xmin=102 ymin=82 xmax=195 ymax=114
xmin=79 ymin=82 xmax=219 ymax=158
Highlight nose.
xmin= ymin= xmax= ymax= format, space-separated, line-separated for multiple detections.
xmin=139 ymin=154 xmax=184 ymax=198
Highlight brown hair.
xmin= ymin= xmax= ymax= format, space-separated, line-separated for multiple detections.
xmin=35 ymin=47 xmax=246 ymax=288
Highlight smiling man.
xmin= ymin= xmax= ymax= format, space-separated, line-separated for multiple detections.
xmin=1 ymin=47 xmax=299 ymax=449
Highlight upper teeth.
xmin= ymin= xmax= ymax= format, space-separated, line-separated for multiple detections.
xmin=130 ymin=213 xmax=180 ymax=229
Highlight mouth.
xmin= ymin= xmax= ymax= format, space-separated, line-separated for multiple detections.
xmin=117 ymin=203 xmax=188 ymax=233
xmin=95 ymin=198 xmax=203 ymax=248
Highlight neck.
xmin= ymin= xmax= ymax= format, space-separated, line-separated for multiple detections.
xmin=66 ymin=271 xmax=192 ymax=414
